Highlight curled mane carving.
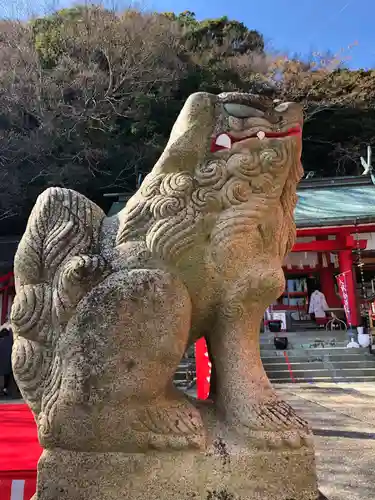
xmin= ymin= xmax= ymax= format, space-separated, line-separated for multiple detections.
xmin=11 ymin=187 xmax=106 ymax=417
xmin=116 ymin=92 xmax=303 ymax=265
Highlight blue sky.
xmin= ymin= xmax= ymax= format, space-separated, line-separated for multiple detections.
xmin=3 ymin=0 xmax=374 ymax=69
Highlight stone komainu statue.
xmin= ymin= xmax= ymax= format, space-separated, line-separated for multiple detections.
xmin=11 ymin=92 xmax=320 ymax=500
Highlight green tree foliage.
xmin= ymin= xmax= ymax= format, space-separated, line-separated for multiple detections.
xmin=31 ymin=6 xmax=92 ymax=68
xmin=0 ymin=7 xmax=373 ymax=234
xmin=169 ymin=11 xmax=264 ymax=55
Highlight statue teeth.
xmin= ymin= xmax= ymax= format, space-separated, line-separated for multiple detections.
xmin=215 ymin=134 xmax=232 ymax=149
xmin=257 ymin=131 xmax=266 ymax=140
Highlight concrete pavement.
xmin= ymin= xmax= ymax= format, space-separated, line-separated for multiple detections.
xmin=278 ymin=382 xmax=375 ymax=500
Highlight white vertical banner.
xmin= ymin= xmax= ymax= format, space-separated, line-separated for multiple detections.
xmin=10 ymin=480 xmax=25 ymax=500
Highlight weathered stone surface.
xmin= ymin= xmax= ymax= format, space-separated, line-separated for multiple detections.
xmin=35 ymin=408 xmax=319 ymax=500
xmin=11 ymin=91 xmax=319 ymax=498
xmin=35 ymin=446 xmax=318 ymax=500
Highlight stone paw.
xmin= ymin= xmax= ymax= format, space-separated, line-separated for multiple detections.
xmin=254 ymin=398 xmax=309 ymax=429
xmin=132 ymin=404 xmax=207 ymax=451
xmin=247 ymin=428 xmax=314 ymax=451
xmin=235 ymin=397 xmax=314 ymax=450
xmin=147 ymin=430 xmax=206 ymax=450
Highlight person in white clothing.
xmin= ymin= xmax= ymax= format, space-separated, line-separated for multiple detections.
xmin=308 ymin=286 xmax=329 ymax=320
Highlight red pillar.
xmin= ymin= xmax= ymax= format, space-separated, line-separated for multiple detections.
xmin=319 ymin=253 xmax=341 ymax=308
xmin=1 ymin=287 xmax=7 ymax=324
xmin=338 ymin=250 xmax=359 ymax=326
xmin=316 ymin=236 xmax=340 ymax=308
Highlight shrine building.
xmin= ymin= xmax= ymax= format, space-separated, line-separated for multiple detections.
xmin=1 ymin=175 xmax=375 ymax=327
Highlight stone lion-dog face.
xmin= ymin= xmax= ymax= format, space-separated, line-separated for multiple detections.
xmin=117 ymin=91 xmax=303 ymax=305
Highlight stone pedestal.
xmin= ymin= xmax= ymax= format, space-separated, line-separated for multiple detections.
xmin=35 ymin=442 xmax=319 ymax=500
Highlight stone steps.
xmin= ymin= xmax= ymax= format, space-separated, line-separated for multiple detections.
xmin=266 ymin=367 xmax=375 ymax=378
xmin=261 ymin=341 xmax=375 ymax=384
xmin=263 ymin=359 xmax=375 ymax=368
xmin=173 ymin=358 xmax=196 ymax=387
xmin=173 ymin=331 xmax=375 ymax=387
xmin=270 ymin=376 xmax=375 ymax=384
xmin=261 ymin=352 xmax=374 ymax=363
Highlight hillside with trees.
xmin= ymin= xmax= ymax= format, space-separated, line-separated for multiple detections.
xmin=0 ymin=6 xmax=374 ymax=234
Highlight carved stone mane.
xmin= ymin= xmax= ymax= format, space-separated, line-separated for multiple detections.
xmin=12 ymin=188 xmax=106 ymax=423
xmin=116 ymin=95 xmax=302 ymax=266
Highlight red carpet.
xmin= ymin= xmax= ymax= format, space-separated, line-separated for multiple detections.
xmin=0 ymin=404 xmax=40 ymax=500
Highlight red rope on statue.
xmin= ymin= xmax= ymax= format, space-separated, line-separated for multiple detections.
xmin=283 ymin=351 xmax=296 ymax=383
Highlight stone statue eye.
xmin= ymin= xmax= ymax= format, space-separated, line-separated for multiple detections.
xmin=223 ymin=103 xmax=265 ymax=119
xmin=274 ymin=102 xmax=290 ymax=112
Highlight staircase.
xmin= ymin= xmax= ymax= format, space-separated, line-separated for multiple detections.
xmin=261 ymin=332 xmax=375 ymax=384
xmin=173 ymin=356 xmax=196 ymax=391
xmin=173 ymin=332 xmax=375 ymax=388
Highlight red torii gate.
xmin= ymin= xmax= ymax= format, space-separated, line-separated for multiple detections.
xmin=0 ymin=272 xmax=14 ymax=325
xmin=196 ymin=227 xmax=370 ymax=399
xmin=292 ymin=232 xmax=367 ymax=328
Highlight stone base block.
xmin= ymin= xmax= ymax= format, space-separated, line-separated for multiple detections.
xmin=34 ymin=444 xmax=320 ymax=500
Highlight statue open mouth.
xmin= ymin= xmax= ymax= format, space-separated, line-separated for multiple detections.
xmin=211 ymin=125 xmax=302 ymax=152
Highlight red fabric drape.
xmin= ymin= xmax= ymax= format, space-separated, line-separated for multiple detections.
xmin=0 ymin=404 xmax=41 ymax=499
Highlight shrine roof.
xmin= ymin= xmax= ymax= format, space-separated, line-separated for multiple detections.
xmin=105 ymin=176 xmax=375 ymax=228
xmin=296 ymin=178 xmax=375 ymax=227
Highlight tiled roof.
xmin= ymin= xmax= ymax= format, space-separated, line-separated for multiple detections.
xmin=295 ymin=185 xmax=375 ymax=227
xmin=107 ymin=201 xmax=126 ymax=217
xmin=107 ymin=182 xmax=375 ymax=228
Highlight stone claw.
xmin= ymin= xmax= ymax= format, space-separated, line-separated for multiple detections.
xmin=233 ymin=397 xmax=313 ymax=450
xmin=245 ymin=428 xmax=313 ymax=450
